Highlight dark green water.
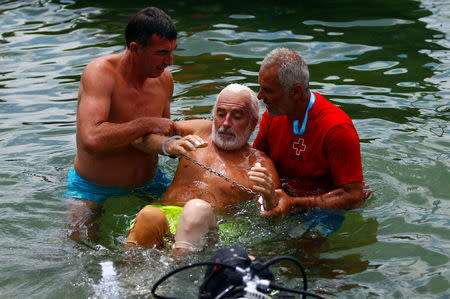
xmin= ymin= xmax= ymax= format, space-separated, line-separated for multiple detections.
xmin=0 ymin=0 xmax=448 ymax=297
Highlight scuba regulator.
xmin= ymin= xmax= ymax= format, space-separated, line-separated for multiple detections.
xmin=152 ymin=247 xmax=325 ymax=299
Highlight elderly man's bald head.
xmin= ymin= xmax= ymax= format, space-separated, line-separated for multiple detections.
xmin=211 ymin=84 xmax=260 ymax=151
xmin=213 ymin=83 xmax=259 ymax=124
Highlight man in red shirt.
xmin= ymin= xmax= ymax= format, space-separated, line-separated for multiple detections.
xmin=249 ymin=48 xmax=370 ymax=218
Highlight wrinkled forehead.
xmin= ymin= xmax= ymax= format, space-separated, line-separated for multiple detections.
xmin=215 ymin=90 xmax=251 ymax=112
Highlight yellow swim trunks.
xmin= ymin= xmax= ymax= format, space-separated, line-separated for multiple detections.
xmin=129 ymin=204 xmax=183 ymax=234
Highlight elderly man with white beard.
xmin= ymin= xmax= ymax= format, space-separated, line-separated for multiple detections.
xmin=126 ymin=83 xmax=280 ymax=251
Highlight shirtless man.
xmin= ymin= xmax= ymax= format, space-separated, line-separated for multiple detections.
xmin=126 ymin=84 xmax=280 ymax=250
xmin=65 ymin=7 xmax=177 ymax=240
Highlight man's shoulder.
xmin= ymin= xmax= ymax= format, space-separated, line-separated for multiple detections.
xmin=223 ymin=145 xmax=270 ymax=166
xmin=260 ymin=113 xmax=290 ymax=133
xmin=248 ymin=146 xmax=271 ymax=161
xmin=79 ymin=54 xmax=122 ymax=94
xmin=85 ymin=54 xmax=120 ymax=71
xmin=82 ymin=54 xmax=121 ymax=83
xmin=175 ymin=119 xmax=212 ymax=137
xmin=313 ymin=92 xmax=353 ymax=126
xmin=160 ymin=68 xmax=173 ymax=81
xmin=159 ymin=68 xmax=174 ymax=88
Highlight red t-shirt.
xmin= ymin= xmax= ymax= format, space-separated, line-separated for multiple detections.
xmin=253 ymin=92 xmax=363 ymax=196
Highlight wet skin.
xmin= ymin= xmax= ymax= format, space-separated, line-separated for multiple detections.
xmin=133 ymin=88 xmax=280 ymax=210
xmin=161 ymin=134 xmax=273 ymax=210
xmin=75 ymin=34 xmax=177 ymax=190
xmin=69 ymin=34 xmax=177 ymax=244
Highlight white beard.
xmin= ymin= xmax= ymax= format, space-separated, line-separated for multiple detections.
xmin=211 ymin=122 xmax=253 ymax=151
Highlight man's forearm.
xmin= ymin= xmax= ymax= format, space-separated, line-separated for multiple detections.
xmin=290 ymin=193 xmax=349 ymax=210
xmin=81 ymin=117 xmax=173 ymax=153
xmin=131 ymin=134 xmax=170 ymax=154
xmin=290 ymin=183 xmax=364 ymax=210
xmin=81 ymin=120 xmax=153 ymax=153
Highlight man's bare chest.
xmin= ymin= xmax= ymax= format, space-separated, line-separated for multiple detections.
xmin=184 ymin=151 xmax=254 ymax=197
xmin=109 ymin=85 xmax=167 ymax=121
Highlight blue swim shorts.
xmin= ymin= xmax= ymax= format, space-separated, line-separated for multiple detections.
xmin=64 ymin=167 xmax=172 ymax=205
xmin=290 ymin=208 xmax=345 ymax=236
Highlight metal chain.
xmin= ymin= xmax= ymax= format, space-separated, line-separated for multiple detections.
xmin=180 ymin=154 xmax=260 ymax=199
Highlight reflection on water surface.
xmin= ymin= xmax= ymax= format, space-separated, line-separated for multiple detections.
xmin=0 ymin=0 xmax=448 ymax=297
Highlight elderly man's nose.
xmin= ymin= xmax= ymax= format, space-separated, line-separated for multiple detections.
xmin=222 ymin=114 xmax=232 ymax=127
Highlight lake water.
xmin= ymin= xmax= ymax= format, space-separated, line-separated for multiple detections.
xmin=0 ymin=0 xmax=449 ymax=297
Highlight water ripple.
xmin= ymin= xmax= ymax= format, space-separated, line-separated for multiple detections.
xmin=0 ymin=0 xmax=448 ymax=298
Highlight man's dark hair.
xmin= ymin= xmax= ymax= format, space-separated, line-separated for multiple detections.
xmin=125 ymin=7 xmax=177 ymax=48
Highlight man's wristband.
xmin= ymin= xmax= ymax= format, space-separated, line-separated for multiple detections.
xmin=162 ymin=135 xmax=182 ymax=158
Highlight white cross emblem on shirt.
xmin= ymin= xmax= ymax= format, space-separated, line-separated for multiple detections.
xmin=292 ymin=138 xmax=306 ymax=155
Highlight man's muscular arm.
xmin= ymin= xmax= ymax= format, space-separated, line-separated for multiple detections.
xmin=77 ymin=59 xmax=174 ymax=154
xmin=131 ymin=119 xmax=211 ymax=156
